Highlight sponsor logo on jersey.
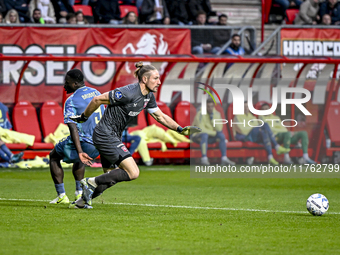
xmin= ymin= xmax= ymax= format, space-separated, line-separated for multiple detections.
xmin=115 ymin=91 xmax=122 ymax=100
xmin=128 ymin=111 xmax=140 ymax=116
xmin=143 ymin=101 xmax=148 ymax=108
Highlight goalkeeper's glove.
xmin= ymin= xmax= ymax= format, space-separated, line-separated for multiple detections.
xmin=177 ymin=126 xmax=202 ymax=136
xmin=70 ymin=112 xmax=89 ymax=123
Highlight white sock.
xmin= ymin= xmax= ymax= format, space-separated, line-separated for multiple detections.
xmin=303 ymin=153 xmax=309 ymax=160
xmin=275 ymin=145 xmax=280 ymax=151
xmin=268 ymin=154 xmax=273 ymax=160
xmin=59 ymin=193 xmax=66 ymax=197
xmin=202 ymin=156 xmax=208 ymax=160
xmin=284 ymin=154 xmax=291 ymax=161
xmin=221 ymin=156 xmax=228 ymax=161
xmin=75 ymin=190 xmax=82 ymax=196
xmin=88 ymin=177 xmax=98 ymax=188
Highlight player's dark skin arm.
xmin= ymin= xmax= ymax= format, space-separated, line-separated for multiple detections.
xmin=68 ymin=123 xmax=93 ymax=166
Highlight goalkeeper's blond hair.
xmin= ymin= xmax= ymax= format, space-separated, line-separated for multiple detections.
xmin=134 ymin=62 xmax=157 ymax=82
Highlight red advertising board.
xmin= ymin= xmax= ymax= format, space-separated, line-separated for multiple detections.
xmin=281 ymin=28 xmax=340 ymax=57
xmin=0 ymin=27 xmax=191 ymax=104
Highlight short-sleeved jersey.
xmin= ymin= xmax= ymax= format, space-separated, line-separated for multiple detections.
xmin=0 ymin=102 xmax=12 ymax=129
xmin=95 ymin=83 xmax=158 ymax=138
xmin=64 ymin=86 xmax=105 ymax=144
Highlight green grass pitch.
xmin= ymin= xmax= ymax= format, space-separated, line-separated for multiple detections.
xmin=1 ymin=165 xmax=340 ymax=254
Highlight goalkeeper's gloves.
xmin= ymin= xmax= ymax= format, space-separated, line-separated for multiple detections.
xmin=70 ymin=112 xmax=89 ymax=123
xmin=177 ymin=126 xmax=202 ymax=136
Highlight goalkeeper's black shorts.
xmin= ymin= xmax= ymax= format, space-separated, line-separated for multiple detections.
xmin=93 ymin=129 xmax=131 ymax=168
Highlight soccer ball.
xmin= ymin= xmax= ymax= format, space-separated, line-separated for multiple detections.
xmin=306 ymin=193 xmax=329 ymax=216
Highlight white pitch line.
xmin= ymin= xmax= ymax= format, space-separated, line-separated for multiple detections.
xmin=0 ymin=197 xmax=339 ymax=215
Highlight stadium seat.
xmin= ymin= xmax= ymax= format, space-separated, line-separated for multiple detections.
xmin=147 ymin=101 xmax=172 ymax=130
xmin=12 ymin=101 xmax=54 ymax=150
xmin=119 ymin=5 xmax=138 ymax=18
xmin=1 ymin=109 xmax=28 ymax=150
xmin=326 ymin=101 xmax=340 ymax=146
xmin=174 ymin=101 xmax=196 ymax=127
xmin=40 ymin=101 xmax=64 ymax=138
xmin=73 ymin=5 xmax=93 ymax=16
xmin=286 ymin=9 xmax=299 ymax=24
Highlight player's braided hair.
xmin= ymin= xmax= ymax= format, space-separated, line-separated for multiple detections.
xmin=66 ymin=69 xmax=84 ymax=85
xmin=134 ymin=61 xmax=157 ymax=82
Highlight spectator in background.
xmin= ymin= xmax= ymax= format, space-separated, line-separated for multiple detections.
xmin=321 ymin=13 xmax=332 ymax=25
xmin=259 ymin=102 xmax=316 ymax=164
xmin=191 ymin=11 xmax=213 ymax=54
xmin=165 ymin=0 xmax=191 ymax=25
xmin=211 ymin=14 xmax=230 ymax=54
xmin=120 ymin=0 xmax=134 ymax=4
xmin=233 ymin=101 xmax=290 ymax=165
xmin=30 ymin=8 xmax=45 ymax=23
xmin=122 ymin=11 xmax=138 ymax=24
xmin=68 ymin=0 xmax=90 ymax=6
xmin=4 ymin=0 xmax=30 ymax=22
xmin=192 ymin=98 xmax=235 ymax=166
xmin=319 ymin=0 xmax=340 ymax=25
xmin=66 ymin=12 xmax=76 ymax=23
xmin=29 ymin=0 xmax=56 ymax=24
xmin=4 ymin=9 xmax=20 ymax=23
xmin=136 ymin=0 xmax=143 ymax=9
xmin=294 ymin=0 xmax=319 ymax=25
xmin=140 ymin=0 xmax=170 ymax=25
xmin=225 ymin=34 xmax=245 ymax=56
xmin=0 ymin=102 xmax=24 ymax=168
xmin=75 ymin=10 xmax=89 ymax=24
xmin=51 ymin=0 xmax=73 ymax=23
xmin=94 ymin=0 xmax=121 ymax=24
xmin=271 ymin=0 xmax=303 ymax=22
xmin=0 ymin=0 xmax=6 ymax=17
xmin=187 ymin=0 xmax=216 ymax=23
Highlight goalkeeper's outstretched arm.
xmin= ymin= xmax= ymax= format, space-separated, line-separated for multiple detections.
xmin=83 ymin=92 xmax=110 ymax=118
xmin=149 ymin=109 xmax=201 ymax=135
xmin=71 ymin=92 xmax=110 ymax=123
xmin=149 ymin=108 xmax=181 ymax=131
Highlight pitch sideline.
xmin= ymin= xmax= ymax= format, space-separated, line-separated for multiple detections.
xmin=0 ymin=197 xmax=339 ymax=215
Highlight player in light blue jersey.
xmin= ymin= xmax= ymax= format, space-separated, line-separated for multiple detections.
xmin=49 ymin=69 xmax=105 ymax=205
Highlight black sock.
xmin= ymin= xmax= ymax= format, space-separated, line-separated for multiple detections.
xmin=92 ymin=184 xmax=110 ymax=199
xmin=92 ymin=169 xmax=131 ymax=199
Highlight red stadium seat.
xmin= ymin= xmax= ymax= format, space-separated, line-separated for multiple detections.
xmin=12 ymin=101 xmax=54 ymax=149
xmin=40 ymin=101 xmax=64 ymax=138
xmin=174 ymin=101 xmax=196 ymax=127
xmin=73 ymin=5 xmax=93 ymax=16
xmin=147 ymin=101 xmax=171 ymax=130
xmin=326 ymin=101 xmax=340 ymax=146
xmin=119 ymin=5 xmax=138 ymax=18
xmin=286 ymin=9 xmax=299 ymax=24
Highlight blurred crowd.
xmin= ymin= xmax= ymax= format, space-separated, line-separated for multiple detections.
xmin=272 ymin=0 xmax=340 ymax=25
xmin=0 ymin=0 xmax=220 ymax=25
xmin=0 ymin=0 xmax=244 ymax=56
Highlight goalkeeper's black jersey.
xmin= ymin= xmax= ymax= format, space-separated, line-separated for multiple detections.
xmin=94 ymin=82 xmax=158 ymax=139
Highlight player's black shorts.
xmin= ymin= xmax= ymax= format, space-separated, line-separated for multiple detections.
xmin=93 ymin=130 xmax=131 ymax=168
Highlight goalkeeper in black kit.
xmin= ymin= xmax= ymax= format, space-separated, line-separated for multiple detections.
xmin=70 ymin=62 xmax=201 ymax=209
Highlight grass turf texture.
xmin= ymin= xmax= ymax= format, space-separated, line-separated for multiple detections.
xmin=0 ymin=165 xmax=339 ymax=254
